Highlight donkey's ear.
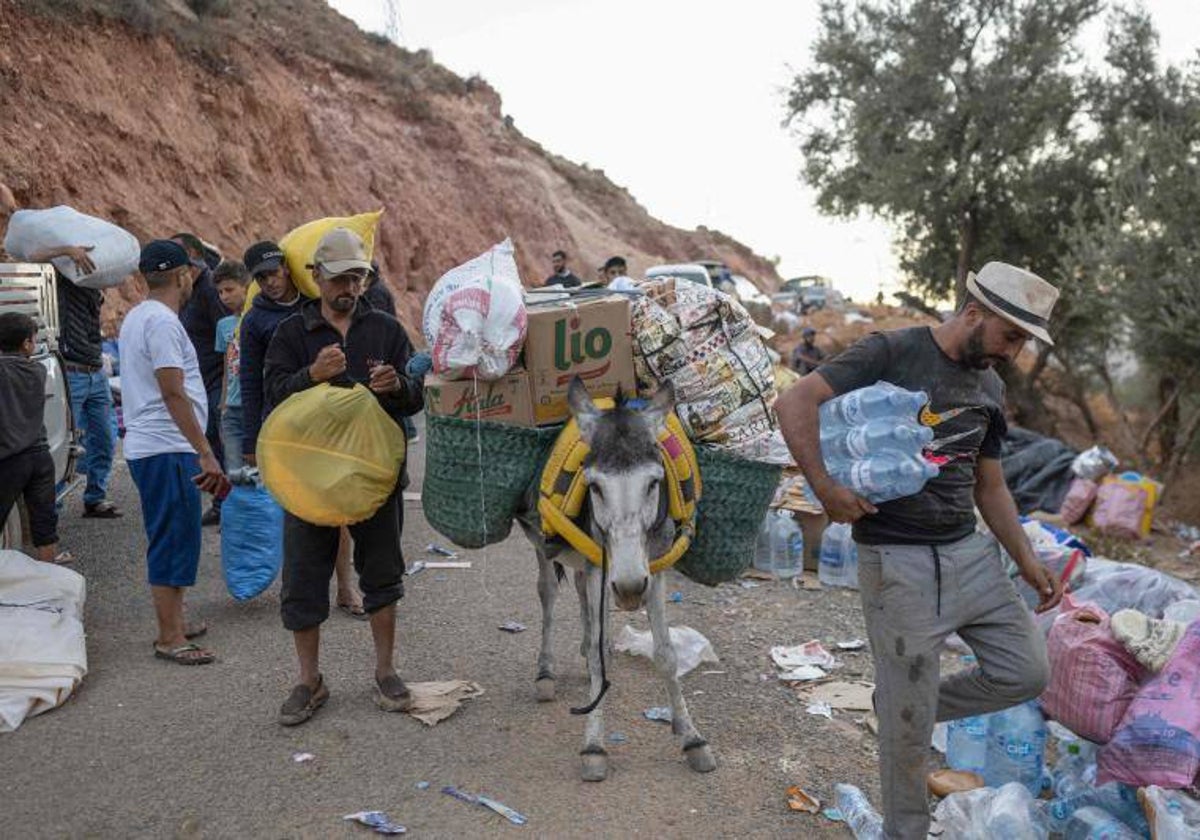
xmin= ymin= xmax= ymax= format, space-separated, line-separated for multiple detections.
xmin=641 ymin=381 xmax=675 ymax=433
xmin=568 ymin=376 xmax=601 ymax=443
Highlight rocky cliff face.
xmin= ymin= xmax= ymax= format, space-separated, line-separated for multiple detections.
xmin=0 ymin=0 xmax=780 ymax=336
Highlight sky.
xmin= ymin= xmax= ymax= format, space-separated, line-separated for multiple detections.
xmin=329 ymin=0 xmax=1197 ymax=300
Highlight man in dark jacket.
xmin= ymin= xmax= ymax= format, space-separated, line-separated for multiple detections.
xmin=175 ymin=232 xmax=229 ymax=525
xmin=544 ymin=250 xmax=582 ymax=287
xmin=238 ymin=240 xmax=304 ymax=468
xmin=263 ymin=227 xmax=422 ymax=726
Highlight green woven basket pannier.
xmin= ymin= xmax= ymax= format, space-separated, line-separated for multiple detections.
xmin=677 ymin=445 xmax=782 ymax=586
xmin=422 ymin=414 xmax=562 ymax=549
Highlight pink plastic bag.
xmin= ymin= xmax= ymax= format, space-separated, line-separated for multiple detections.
xmin=1091 ymin=480 xmax=1149 ymax=540
xmin=1099 ymin=621 xmax=1200 ymax=788
xmin=1040 ymin=596 xmax=1145 ymax=744
xmin=1059 ymin=478 xmax=1098 ymax=525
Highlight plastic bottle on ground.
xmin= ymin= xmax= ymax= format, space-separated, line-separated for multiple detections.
xmin=1047 ymin=783 xmax=1149 ymax=836
xmin=752 ymin=512 xmax=774 ymax=574
xmin=769 ymin=509 xmax=803 ymax=580
xmin=983 ymin=701 xmax=1047 ymax=796
xmin=1051 ymin=739 xmax=1098 ymax=799
xmin=946 ymin=714 xmax=990 ymax=775
xmin=828 ymin=450 xmax=939 ymax=504
xmin=819 ymin=522 xmax=858 ymax=588
xmin=821 ymin=418 xmax=934 ymax=461
xmin=1064 ymin=806 xmax=1143 ymax=840
xmin=820 ymin=381 xmax=928 ymax=427
xmin=834 ymin=783 xmax=884 ymax=840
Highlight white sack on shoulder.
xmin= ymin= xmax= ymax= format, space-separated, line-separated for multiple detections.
xmin=615 ymin=624 xmax=718 ymax=677
xmin=422 ymin=238 xmax=527 ymax=381
xmin=3 ymin=206 xmax=138 ymax=289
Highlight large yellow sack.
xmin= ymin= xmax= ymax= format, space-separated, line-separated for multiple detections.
xmin=257 ymin=383 xmax=405 ymax=526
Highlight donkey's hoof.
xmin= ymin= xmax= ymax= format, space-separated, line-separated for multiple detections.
xmin=684 ymin=740 xmax=717 ymax=774
xmin=580 ymin=748 xmax=609 ymax=782
xmin=535 ymin=677 xmax=556 ymax=703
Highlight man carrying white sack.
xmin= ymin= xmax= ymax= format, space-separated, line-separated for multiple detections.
xmin=263 ymin=227 xmax=422 ymax=726
xmin=776 ymin=262 xmax=1064 ymax=839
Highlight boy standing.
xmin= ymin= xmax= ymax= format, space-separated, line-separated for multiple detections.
xmin=213 ymin=261 xmax=249 ymax=473
xmin=0 ymin=313 xmax=67 ymax=564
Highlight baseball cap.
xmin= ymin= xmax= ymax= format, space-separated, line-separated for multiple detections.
xmin=313 ymin=227 xmax=371 ymax=276
xmin=138 ymin=239 xmax=190 ymax=274
xmin=802 ymin=326 xmax=816 ymax=337
xmin=243 ymin=241 xmax=285 ymax=277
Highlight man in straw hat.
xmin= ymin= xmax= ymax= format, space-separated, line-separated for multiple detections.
xmin=776 ymin=262 xmax=1064 ymax=838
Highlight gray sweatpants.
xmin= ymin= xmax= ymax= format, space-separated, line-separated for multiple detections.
xmin=857 ymin=532 xmax=1050 ymax=839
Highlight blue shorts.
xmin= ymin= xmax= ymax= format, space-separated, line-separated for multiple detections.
xmin=128 ymin=452 xmax=202 ymax=587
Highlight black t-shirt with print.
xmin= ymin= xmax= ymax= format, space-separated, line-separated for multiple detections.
xmin=816 ymin=326 xmax=1007 ymax=546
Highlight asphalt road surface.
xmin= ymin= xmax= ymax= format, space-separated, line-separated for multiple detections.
xmin=2 ymin=422 xmax=882 ymax=838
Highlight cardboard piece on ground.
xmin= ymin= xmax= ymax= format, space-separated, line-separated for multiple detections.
xmin=799 ymin=571 xmax=822 ymax=591
xmin=805 ymin=680 xmax=875 ymax=711
xmin=523 ymin=296 xmax=635 ymax=425
xmin=424 ymin=368 xmax=534 ymax=427
xmin=404 ymin=680 xmax=484 ymax=725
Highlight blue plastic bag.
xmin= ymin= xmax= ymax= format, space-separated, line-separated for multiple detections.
xmin=220 ymin=483 xmax=284 ymax=601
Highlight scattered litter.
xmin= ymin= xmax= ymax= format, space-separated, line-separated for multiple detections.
xmin=342 ymin=811 xmax=406 ymax=835
xmin=778 ymin=665 xmax=827 ymax=682
xmin=607 ymin=731 xmax=627 ymax=744
xmin=786 ymin=786 xmax=821 ymax=814
xmin=415 ymin=781 xmax=430 ymax=790
xmin=291 ymin=751 xmax=315 ymax=763
xmin=614 ymin=624 xmax=718 ymax=677
xmin=805 ymin=681 xmax=875 ymax=711
xmin=407 ymin=561 xmax=427 ymax=576
xmin=404 ymin=681 xmax=485 ymax=726
xmin=643 ymin=706 xmax=672 ymax=723
xmin=668 ymin=591 xmax=683 ymax=603
xmin=402 ymin=492 xmax=421 ymax=502
xmin=426 ymin=543 xmax=458 ymax=558
xmin=771 ymin=641 xmax=837 ymax=670
xmin=798 ymin=572 xmax=822 ymax=591
xmin=442 ymin=786 xmax=476 ymax=805
xmin=441 ymin=786 xmax=527 ymax=826
xmin=424 ymin=561 xmax=472 ymax=570
xmin=498 ymin=620 xmax=527 ymax=633
xmin=823 ymin=808 xmax=844 ymax=822
xmin=742 ymin=568 xmax=775 ymax=581
xmin=739 ymin=581 xmax=760 ymax=589
xmin=836 ymin=639 xmax=866 ymax=651
xmin=927 ymin=768 xmax=985 ymax=797
xmin=806 ymin=700 xmax=833 ymax=719
xmin=700 ymin=670 xmax=726 ymax=675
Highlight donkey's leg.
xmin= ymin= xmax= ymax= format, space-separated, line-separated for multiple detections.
xmin=580 ymin=564 xmax=609 ymax=781
xmin=535 ymin=553 xmax=558 ymax=702
xmin=647 ymin=573 xmax=716 ymax=773
xmin=574 ymin=568 xmax=590 ymax=660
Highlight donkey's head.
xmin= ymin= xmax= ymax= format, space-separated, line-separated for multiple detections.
xmin=568 ymin=377 xmax=675 ymax=611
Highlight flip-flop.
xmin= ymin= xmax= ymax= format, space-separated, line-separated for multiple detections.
xmin=337 ymin=603 xmax=368 ymax=621
xmin=153 ymin=642 xmax=215 ymax=666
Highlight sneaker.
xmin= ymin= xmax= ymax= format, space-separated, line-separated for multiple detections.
xmin=1111 ymin=609 xmax=1186 ymax=673
xmin=376 ymin=673 xmax=414 ymax=712
xmin=200 ymin=506 xmax=221 ymax=527
xmin=83 ymin=500 xmax=123 ymax=519
xmin=279 ymin=675 xmax=329 ymax=726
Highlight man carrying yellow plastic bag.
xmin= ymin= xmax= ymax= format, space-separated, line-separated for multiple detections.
xmin=263 ymin=227 xmax=422 ymax=726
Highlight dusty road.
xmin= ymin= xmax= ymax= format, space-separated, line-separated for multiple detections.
xmin=1 ymin=422 xmax=882 ymax=838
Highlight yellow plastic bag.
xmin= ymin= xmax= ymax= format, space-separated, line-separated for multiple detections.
xmin=257 ymin=383 xmax=405 ymax=526
xmin=242 ymin=210 xmax=383 ymax=312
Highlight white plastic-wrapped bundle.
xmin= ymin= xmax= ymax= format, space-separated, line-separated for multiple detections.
xmin=422 ymin=238 xmax=527 ymax=381
xmin=3 ymin=206 xmax=138 ymax=289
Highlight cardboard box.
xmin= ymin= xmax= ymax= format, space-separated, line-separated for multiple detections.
xmin=424 ymin=369 xmax=535 ymax=427
xmin=523 ymin=296 xmax=636 ymax=425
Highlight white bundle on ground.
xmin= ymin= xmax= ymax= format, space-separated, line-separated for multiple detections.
xmin=0 ymin=550 xmax=87 ymax=732
xmin=3 ymin=206 xmax=138 ymax=289
xmin=422 ymin=238 xmax=527 ymax=380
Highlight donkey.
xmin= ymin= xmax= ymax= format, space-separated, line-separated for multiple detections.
xmin=519 ymin=378 xmax=716 ymax=782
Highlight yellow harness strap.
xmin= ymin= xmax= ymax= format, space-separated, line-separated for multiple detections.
xmin=538 ymin=398 xmax=701 ymax=574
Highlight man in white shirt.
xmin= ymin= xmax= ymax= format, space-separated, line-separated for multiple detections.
xmin=119 ymin=240 xmax=229 ymax=666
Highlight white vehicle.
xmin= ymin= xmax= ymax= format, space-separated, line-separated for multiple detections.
xmin=0 ymin=263 xmax=79 ymax=550
xmin=644 ymin=262 xmax=713 ymax=289
xmin=730 ymin=274 xmax=771 ymax=307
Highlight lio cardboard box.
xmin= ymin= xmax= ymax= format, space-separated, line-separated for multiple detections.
xmin=523 ymin=296 xmax=636 ymax=425
xmin=424 ymin=368 xmax=535 ymax=427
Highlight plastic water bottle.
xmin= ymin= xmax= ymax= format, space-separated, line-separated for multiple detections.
xmin=820 ymin=382 xmax=928 ymax=427
xmin=1052 ymin=739 xmax=1098 ymax=799
xmin=1048 ymin=783 xmax=1149 ymax=836
xmin=828 ymin=451 xmax=939 ymax=504
xmin=821 ymin=418 xmax=934 ymax=460
xmin=833 ymin=784 xmax=883 ymax=840
xmin=1064 ymin=806 xmax=1143 ymax=840
xmin=946 ymin=714 xmax=990 ymax=774
xmin=819 ymin=523 xmax=858 ymax=588
xmin=752 ymin=513 xmax=774 ymax=573
xmin=983 ymin=701 xmax=1047 ymax=795
xmin=769 ymin=510 xmax=803 ymax=579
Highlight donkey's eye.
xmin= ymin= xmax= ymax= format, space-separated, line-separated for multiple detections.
xmin=647 ymin=479 xmax=660 ymax=495
xmin=592 ymin=485 xmax=605 ymax=501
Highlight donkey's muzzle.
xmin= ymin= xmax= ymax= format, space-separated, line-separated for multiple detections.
xmin=612 ymin=577 xmax=649 ymax=611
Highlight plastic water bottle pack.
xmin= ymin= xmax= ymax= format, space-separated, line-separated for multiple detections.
xmin=983 ymin=701 xmax=1047 ymax=796
xmin=818 ymin=522 xmax=858 ymax=588
xmin=820 ymin=382 xmax=937 ymax=504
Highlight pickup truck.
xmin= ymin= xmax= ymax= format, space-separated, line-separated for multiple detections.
xmin=0 ymin=263 xmax=79 ymax=550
